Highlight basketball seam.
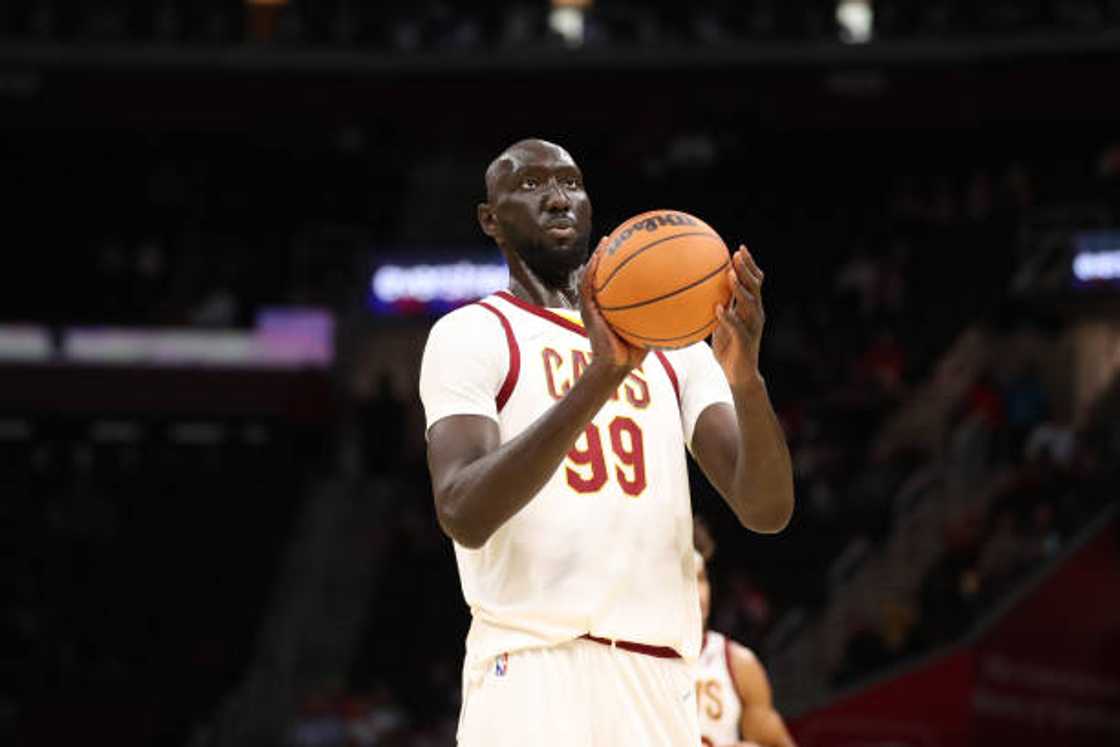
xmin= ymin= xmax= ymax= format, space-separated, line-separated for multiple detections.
xmin=612 ymin=317 xmax=719 ymax=345
xmin=594 ymin=231 xmax=722 ymax=294
xmin=599 ymin=259 xmax=729 ymax=312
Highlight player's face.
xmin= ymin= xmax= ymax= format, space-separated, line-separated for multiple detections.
xmin=698 ymin=556 xmax=711 ymax=628
xmin=489 ymin=144 xmax=592 ymax=289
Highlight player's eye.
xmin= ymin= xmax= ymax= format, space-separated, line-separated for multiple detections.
xmin=563 ymin=177 xmax=582 ymax=190
xmin=521 ymin=177 xmax=540 ymax=190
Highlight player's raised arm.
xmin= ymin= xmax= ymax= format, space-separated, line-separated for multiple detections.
xmin=425 ymin=251 xmax=645 ymax=549
xmin=690 ymin=246 xmax=795 ymax=534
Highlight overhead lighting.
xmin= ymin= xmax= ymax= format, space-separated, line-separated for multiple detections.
xmin=837 ymin=0 xmax=873 ymax=44
xmin=551 ymin=0 xmax=592 ymax=47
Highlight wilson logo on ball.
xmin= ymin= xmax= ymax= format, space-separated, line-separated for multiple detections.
xmin=605 ymin=212 xmax=699 ymax=256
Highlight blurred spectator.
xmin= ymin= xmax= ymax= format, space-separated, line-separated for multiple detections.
xmin=834 ymin=247 xmax=880 ymax=318
xmin=1025 ymin=421 xmax=1076 ymax=467
xmin=858 ymin=326 xmax=907 ymax=397
xmin=975 ymin=509 xmax=1028 ymax=589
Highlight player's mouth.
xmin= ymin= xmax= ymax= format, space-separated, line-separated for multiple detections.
xmin=544 ymin=219 xmax=577 ymax=239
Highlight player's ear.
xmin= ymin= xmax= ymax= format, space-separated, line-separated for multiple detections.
xmin=478 ymin=203 xmax=499 ymax=239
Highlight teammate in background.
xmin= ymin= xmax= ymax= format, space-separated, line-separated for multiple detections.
xmin=419 ymin=138 xmax=794 ymax=745
xmin=694 ymin=518 xmax=797 ymax=747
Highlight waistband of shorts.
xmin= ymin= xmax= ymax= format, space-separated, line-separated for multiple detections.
xmin=580 ymin=633 xmax=681 ymax=660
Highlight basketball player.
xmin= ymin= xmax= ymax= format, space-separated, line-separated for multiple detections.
xmin=419 ymin=138 xmax=794 ymax=745
xmin=694 ymin=519 xmax=797 ymax=747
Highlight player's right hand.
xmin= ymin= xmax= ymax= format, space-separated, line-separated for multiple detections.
xmin=579 ymin=238 xmax=648 ymax=372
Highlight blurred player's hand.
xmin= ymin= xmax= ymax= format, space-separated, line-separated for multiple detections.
xmin=580 ymin=238 xmax=648 ymax=372
xmin=712 ymin=245 xmax=765 ymax=390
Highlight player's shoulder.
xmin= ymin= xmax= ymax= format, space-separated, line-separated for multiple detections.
xmin=702 ymin=628 xmax=726 ymax=652
xmin=427 ymin=298 xmax=507 ymax=340
xmin=710 ymin=630 xmax=756 ymax=669
xmin=435 ymin=298 xmax=502 ymax=326
xmin=421 ymin=299 xmax=515 ymax=365
xmin=724 ymin=636 xmax=772 ymax=698
xmin=727 ymin=639 xmax=761 ymax=668
xmin=708 ymin=629 xmax=752 ymax=660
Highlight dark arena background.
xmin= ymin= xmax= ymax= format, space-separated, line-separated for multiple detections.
xmin=3 ymin=2 xmax=1120 ymax=745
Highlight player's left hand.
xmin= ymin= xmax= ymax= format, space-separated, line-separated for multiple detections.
xmin=711 ymin=245 xmax=765 ymax=390
xmin=579 ymin=238 xmax=647 ymax=372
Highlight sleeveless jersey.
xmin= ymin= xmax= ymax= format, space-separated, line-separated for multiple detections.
xmin=696 ymin=630 xmax=744 ymax=746
xmin=419 ymin=291 xmax=734 ymax=668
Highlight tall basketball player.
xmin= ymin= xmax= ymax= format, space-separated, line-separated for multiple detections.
xmin=419 ymin=139 xmax=794 ymax=746
xmin=694 ymin=519 xmax=797 ymax=747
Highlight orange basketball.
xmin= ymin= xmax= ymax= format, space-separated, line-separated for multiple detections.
xmin=592 ymin=209 xmax=732 ymax=349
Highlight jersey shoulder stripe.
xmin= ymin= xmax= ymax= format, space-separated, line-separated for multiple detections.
xmin=477 ymin=301 xmax=520 ymax=411
xmin=654 ymin=350 xmax=681 ymax=405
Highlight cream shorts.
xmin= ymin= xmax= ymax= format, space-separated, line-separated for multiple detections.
xmin=457 ymin=637 xmax=700 ymax=746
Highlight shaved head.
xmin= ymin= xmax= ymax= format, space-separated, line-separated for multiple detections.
xmin=485 ymin=139 xmax=575 ymax=201
xmin=477 ymin=138 xmax=592 ymax=292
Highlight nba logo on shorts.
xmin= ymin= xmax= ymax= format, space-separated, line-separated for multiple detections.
xmin=495 ymin=653 xmax=508 ymax=677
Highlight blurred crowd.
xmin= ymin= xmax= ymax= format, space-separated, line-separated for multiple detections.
xmin=827 ymin=328 xmax=1119 ymax=688
xmin=2 ymin=0 xmax=1120 ymax=49
xmin=1 ymin=418 xmax=326 ymax=744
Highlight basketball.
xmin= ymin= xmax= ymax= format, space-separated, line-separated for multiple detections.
xmin=592 ymin=209 xmax=732 ymax=349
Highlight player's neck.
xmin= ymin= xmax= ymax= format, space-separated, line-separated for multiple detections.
xmin=507 ymin=267 xmax=579 ymax=310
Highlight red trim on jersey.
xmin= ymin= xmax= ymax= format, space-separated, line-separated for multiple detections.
xmin=654 ymin=350 xmax=681 ymax=406
xmin=495 ymin=290 xmax=588 ymax=337
xmin=477 ymin=301 xmax=520 ymax=412
xmin=724 ymin=636 xmax=743 ymax=696
xmin=493 ymin=291 xmax=683 ymax=411
xmin=581 ymin=633 xmax=680 ymax=660
xmin=702 ymin=630 xmax=710 ymax=654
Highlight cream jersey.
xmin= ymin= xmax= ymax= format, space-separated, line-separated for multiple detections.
xmin=696 ymin=630 xmax=744 ymax=746
xmin=419 ymin=290 xmax=734 ymax=668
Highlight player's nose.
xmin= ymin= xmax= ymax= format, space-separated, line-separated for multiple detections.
xmin=542 ymin=179 xmax=571 ymax=211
